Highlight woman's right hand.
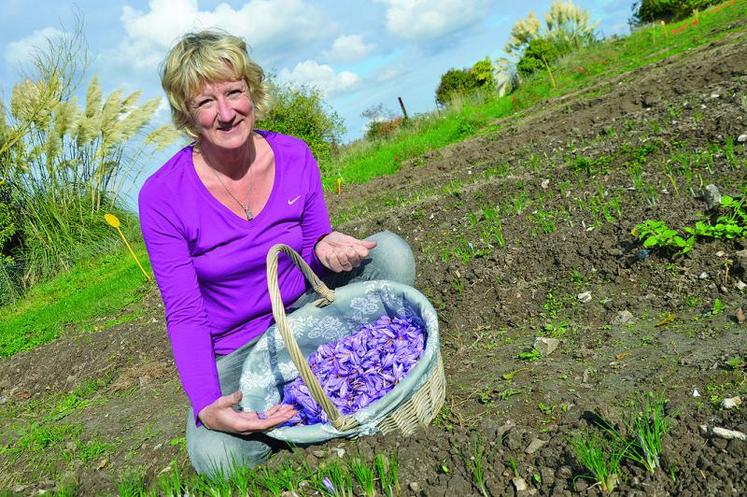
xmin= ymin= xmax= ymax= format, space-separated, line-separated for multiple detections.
xmin=198 ymin=390 xmax=297 ymax=435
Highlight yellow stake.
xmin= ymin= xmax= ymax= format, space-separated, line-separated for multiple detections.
xmin=104 ymin=213 xmax=152 ymax=281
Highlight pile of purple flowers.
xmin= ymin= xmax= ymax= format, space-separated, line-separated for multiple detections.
xmin=282 ymin=315 xmax=425 ymax=425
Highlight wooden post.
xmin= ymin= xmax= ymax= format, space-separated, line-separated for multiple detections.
xmin=398 ymin=97 xmax=409 ymax=121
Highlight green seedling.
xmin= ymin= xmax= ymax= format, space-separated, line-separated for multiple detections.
xmin=532 ymin=472 xmax=542 ymax=485
xmin=543 ymin=320 xmax=570 ymax=338
xmin=348 ymin=457 xmax=376 ymax=497
xmin=374 ymin=454 xmax=400 ymax=497
xmin=632 ymin=219 xmax=694 ymax=255
xmin=704 ymin=298 xmax=725 ymax=317
xmin=464 ymin=435 xmax=489 ymax=497
xmin=726 ymin=356 xmax=745 ymax=370
xmin=501 ymin=368 xmax=528 ymax=381
xmin=627 ymin=394 xmax=671 ymax=473
xmin=572 ymin=430 xmax=624 ymax=493
xmin=518 ymin=348 xmax=541 ymax=361
xmin=538 ymin=402 xmax=555 ymax=416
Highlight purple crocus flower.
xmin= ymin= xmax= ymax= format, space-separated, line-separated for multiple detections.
xmin=322 ymin=477 xmax=335 ymax=494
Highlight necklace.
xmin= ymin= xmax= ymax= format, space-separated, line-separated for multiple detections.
xmin=206 ymin=156 xmax=254 ymax=221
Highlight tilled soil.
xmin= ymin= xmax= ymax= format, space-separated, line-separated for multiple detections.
xmin=1 ymin=18 xmax=747 ymax=497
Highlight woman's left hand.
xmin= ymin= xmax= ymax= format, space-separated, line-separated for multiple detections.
xmin=315 ymin=231 xmax=377 ymax=272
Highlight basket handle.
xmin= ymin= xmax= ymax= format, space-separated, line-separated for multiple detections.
xmin=266 ymin=244 xmax=358 ymax=431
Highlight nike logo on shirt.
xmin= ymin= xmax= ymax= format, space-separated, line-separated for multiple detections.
xmin=288 ymin=195 xmax=301 ymax=205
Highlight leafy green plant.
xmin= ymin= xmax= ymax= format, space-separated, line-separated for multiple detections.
xmin=725 ymin=356 xmax=745 ymax=370
xmin=685 ymin=193 xmax=747 ymax=240
xmin=543 ymin=320 xmax=570 ymax=338
xmin=632 ymin=220 xmax=695 ymax=255
xmin=518 ymin=348 xmax=541 ymax=361
xmin=572 ymin=430 xmax=624 ymax=493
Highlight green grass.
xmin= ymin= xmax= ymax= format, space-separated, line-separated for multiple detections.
xmin=572 ymin=430 xmax=625 ymax=493
xmin=319 ymin=0 xmax=747 ymax=188
xmin=0 ymin=242 xmax=153 ymax=357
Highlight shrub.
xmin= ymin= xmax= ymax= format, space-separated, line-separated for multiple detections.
xmin=366 ymin=117 xmax=406 ymax=141
xmin=435 ymin=57 xmax=499 ymax=107
xmin=259 ymin=82 xmax=345 ymax=163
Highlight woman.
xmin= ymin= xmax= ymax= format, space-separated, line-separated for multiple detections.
xmin=138 ymin=30 xmax=415 ymax=476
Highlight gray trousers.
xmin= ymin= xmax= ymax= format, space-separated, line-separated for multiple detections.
xmin=186 ymin=231 xmax=415 ymax=476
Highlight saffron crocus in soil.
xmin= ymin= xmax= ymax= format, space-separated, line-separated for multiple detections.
xmin=283 ymin=315 xmax=425 ymax=425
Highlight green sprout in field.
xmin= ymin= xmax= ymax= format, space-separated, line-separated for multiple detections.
xmin=626 ymin=394 xmax=671 ymax=473
xmin=463 ymin=435 xmax=489 ymax=497
xmin=518 ymin=348 xmax=541 ymax=361
xmin=572 ymin=430 xmax=625 ymax=493
xmin=632 ymin=219 xmax=695 ymax=255
xmin=348 ymin=456 xmax=377 ymax=497
xmin=374 ymin=453 xmax=400 ymax=497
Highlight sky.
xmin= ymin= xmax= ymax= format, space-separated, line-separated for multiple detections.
xmin=0 ymin=0 xmax=634 ymax=205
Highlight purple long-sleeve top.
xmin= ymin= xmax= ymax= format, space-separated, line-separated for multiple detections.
xmin=138 ymin=131 xmax=332 ymax=424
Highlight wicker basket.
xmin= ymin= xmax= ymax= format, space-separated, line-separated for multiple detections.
xmin=266 ymin=244 xmax=446 ymax=436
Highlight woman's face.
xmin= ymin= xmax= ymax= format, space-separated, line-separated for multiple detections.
xmin=191 ymin=79 xmax=255 ymax=151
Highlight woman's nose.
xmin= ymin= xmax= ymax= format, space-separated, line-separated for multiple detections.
xmin=215 ymin=97 xmax=234 ymax=122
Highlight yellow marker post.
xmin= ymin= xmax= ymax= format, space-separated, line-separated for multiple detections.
xmin=104 ymin=213 xmax=152 ymax=281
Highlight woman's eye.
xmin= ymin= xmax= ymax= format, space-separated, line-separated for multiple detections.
xmin=196 ymin=98 xmax=212 ymax=108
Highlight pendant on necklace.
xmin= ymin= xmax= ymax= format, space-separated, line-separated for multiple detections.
xmin=245 ymin=208 xmax=254 ymax=221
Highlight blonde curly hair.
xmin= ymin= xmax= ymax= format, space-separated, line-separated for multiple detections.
xmin=160 ymin=30 xmax=270 ymax=139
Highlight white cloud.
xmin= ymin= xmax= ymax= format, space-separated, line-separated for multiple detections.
xmin=4 ymin=27 xmax=64 ymax=65
xmin=376 ymin=0 xmax=491 ymax=41
xmin=279 ymin=60 xmax=360 ymax=96
xmin=118 ymin=0 xmax=326 ymax=70
xmin=323 ymin=34 xmax=375 ymax=64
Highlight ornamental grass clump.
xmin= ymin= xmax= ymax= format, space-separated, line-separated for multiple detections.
xmin=283 ymin=315 xmax=425 ymax=425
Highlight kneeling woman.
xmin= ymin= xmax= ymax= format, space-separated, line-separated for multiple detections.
xmin=139 ymin=30 xmax=415 ymax=475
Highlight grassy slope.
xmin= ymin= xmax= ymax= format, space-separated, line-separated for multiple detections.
xmin=320 ymin=0 xmax=747 ymax=187
xmin=0 ymin=242 xmax=152 ymax=357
